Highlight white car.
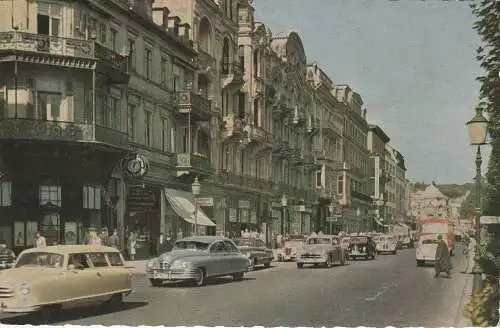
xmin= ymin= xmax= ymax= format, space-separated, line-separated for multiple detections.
xmin=276 ymin=239 xmax=305 ymax=262
xmin=375 ymin=235 xmax=398 ymax=255
xmin=416 ymin=239 xmax=438 ymax=266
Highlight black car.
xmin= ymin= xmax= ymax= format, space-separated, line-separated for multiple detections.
xmin=348 ymin=235 xmax=376 ymax=260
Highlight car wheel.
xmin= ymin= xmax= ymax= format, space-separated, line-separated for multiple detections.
xmin=297 ymin=263 xmax=303 ymax=268
xmin=277 ymin=254 xmax=283 ymax=262
xmin=264 ymin=261 xmax=271 ymax=268
xmin=36 ymin=304 xmax=60 ymax=324
xmin=149 ymin=278 xmax=164 ymax=287
xmin=326 ymin=256 xmax=333 ymax=268
xmin=416 ymin=260 xmax=424 ymax=267
xmin=105 ymin=293 xmax=123 ymax=311
xmin=194 ymin=267 xmax=206 ymax=286
xmin=392 ymin=250 xmax=397 ymax=255
xmin=233 ymin=272 xmax=244 ymax=281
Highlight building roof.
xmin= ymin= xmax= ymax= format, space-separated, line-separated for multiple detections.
xmin=368 ymin=124 xmax=390 ymax=143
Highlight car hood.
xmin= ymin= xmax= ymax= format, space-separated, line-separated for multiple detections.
xmin=300 ymin=245 xmax=330 ymax=253
xmin=0 ymin=267 xmax=64 ymax=283
xmin=156 ymin=250 xmax=208 ymax=263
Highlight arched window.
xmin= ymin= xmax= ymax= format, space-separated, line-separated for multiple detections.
xmin=253 ymin=49 xmax=260 ymax=77
xmin=222 ymin=38 xmax=230 ymax=74
xmin=253 ymin=99 xmax=259 ymax=126
xmin=229 ymin=0 xmax=234 ymax=20
xmin=238 ymin=45 xmax=245 ymax=72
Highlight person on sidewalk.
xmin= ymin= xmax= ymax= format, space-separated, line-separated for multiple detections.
xmin=434 ymin=234 xmax=452 ymax=278
xmin=108 ymin=229 xmax=120 ymax=249
xmin=460 ymin=235 xmax=471 ymax=273
xmin=35 ymin=231 xmax=47 ymax=248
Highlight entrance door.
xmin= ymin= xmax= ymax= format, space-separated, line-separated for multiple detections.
xmin=37 ymin=92 xmax=61 ymax=121
xmin=41 ymin=213 xmax=60 ymax=245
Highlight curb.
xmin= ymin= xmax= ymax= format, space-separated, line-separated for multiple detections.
xmin=454 ymin=274 xmax=473 ymax=327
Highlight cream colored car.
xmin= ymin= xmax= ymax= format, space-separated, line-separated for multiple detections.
xmin=0 ymin=245 xmax=132 ymax=320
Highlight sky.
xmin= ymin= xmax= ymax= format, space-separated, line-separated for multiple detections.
xmin=254 ymin=0 xmax=484 ymax=185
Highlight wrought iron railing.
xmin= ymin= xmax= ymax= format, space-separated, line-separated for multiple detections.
xmin=221 ymin=61 xmax=244 ymax=76
xmin=176 ymin=91 xmax=211 ymax=116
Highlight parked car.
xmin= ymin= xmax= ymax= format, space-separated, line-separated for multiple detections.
xmin=416 ymin=238 xmax=439 ymax=267
xmin=400 ymin=235 xmax=414 ymax=248
xmin=340 ymin=237 xmax=351 ymax=262
xmin=276 ymin=238 xmax=306 ymax=262
xmin=146 ymin=236 xmax=251 ymax=287
xmin=375 ymin=235 xmax=398 ymax=255
xmin=349 ymin=235 xmax=376 ymax=260
xmin=0 ymin=245 xmax=131 ymax=322
xmin=0 ymin=247 xmax=16 ymax=270
xmin=296 ymin=235 xmax=346 ymax=268
xmin=233 ymin=237 xmax=273 ymax=270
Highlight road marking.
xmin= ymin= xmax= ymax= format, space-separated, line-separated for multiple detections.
xmin=364 ymin=280 xmax=400 ymax=301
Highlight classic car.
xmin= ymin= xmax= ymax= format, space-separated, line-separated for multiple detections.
xmin=416 ymin=238 xmax=439 ymax=266
xmin=349 ymin=235 xmax=376 ymax=260
xmin=0 ymin=245 xmax=131 ymax=321
xmin=400 ymin=235 xmax=414 ymax=248
xmin=146 ymin=236 xmax=251 ymax=287
xmin=296 ymin=235 xmax=346 ymax=268
xmin=276 ymin=238 xmax=306 ymax=262
xmin=375 ymin=235 xmax=398 ymax=255
xmin=0 ymin=248 xmax=16 ymax=270
xmin=233 ymin=237 xmax=273 ymax=270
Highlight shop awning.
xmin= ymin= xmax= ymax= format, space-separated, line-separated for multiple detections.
xmin=163 ymin=188 xmax=216 ymax=227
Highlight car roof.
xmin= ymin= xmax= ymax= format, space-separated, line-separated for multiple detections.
xmin=177 ymin=236 xmax=229 ymax=243
xmin=20 ymin=245 xmax=120 ymax=255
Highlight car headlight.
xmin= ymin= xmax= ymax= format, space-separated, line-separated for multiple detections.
xmin=19 ymin=282 xmax=30 ymax=295
xmin=171 ymin=261 xmax=189 ymax=269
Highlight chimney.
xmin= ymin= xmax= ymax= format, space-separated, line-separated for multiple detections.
xmin=178 ymin=23 xmax=191 ymax=40
xmin=167 ymin=16 xmax=181 ymax=36
xmin=152 ymin=7 xmax=170 ymax=28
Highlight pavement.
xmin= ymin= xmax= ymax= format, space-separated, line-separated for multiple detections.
xmin=1 ymin=249 xmax=473 ymax=326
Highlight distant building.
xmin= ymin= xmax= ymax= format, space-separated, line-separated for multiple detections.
xmin=410 ymin=183 xmax=450 ymax=219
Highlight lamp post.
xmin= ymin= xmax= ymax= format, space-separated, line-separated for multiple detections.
xmin=191 ymin=177 xmax=201 ymax=236
xmin=466 ymin=106 xmax=489 ymax=295
xmin=281 ymin=194 xmax=287 ymax=235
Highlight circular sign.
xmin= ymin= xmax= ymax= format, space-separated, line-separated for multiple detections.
xmin=125 ymin=154 xmax=149 ymax=178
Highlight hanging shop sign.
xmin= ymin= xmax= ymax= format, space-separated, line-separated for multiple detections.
xmin=124 ymin=154 xmax=149 ymax=178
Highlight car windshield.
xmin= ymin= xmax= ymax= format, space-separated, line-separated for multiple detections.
xmin=341 ymin=238 xmax=350 ymax=244
xmin=307 ymin=237 xmax=331 ymax=245
xmin=15 ymin=252 xmax=64 ymax=268
xmin=233 ymin=238 xmax=256 ymax=246
xmin=173 ymin=241 xmax=210 ymax=250
xmin=351 ymin=237 xmax=368 ymax=244
xmin=284 ymin=240 xmax=304 ymax=247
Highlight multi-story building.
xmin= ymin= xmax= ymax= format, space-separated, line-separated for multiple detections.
xmin=0 ymin=0 xmax=209 ymax=258
xmin=330 ymin=86 xmax=372 ymax=233
xmin=410 ymin=183 xmax=450 ymax=219
xmin=367 ymin=124 xmax=390 ymax=228
xmin=384 ymin=143 xmax=398 ymax=221
xmin=394 ymin=149 xmax=407 ymax=222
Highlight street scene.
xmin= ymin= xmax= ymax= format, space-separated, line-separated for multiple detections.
xmin=0 ymin=0 xmax=498 ymax=326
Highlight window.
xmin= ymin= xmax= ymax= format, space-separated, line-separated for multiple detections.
xmin=83 ymin=185 xmax=101 ymax=210
xmin=128 ymin=39 xmax=136 ymax=69
xmin=229 ymin=0 xmax=234 ymax=20
xmin=253 ymin=49 xmax=260 ymax=76
xmin=37 ymin=2 xmax=61 ymax=36
xmin=337 ymin=175 xmax=343 ymax=195
xmin=161 ymin=117 xmax=168 ymax=152
xmin=253 ymin=99 xmax=259 ymax=126
xmin=315 ymin=170 xmax=322 ymax=188
xmin=39 ymin=184 xmax=61 ymax=207
xmin=109 ymin=97 xmax=120 ymax=130
xmin=238 ymin=45 xmax=245 ymax=72
xmin=128 ymin=103 xmax=136 ymax=140
xmin=144 ymin=48 xmax=152 ymax=80
xmin=238 ymin=92 xmax=245 ymax=119
xmin=37 ymin=92 xmax=61 ymax=121
xmin=106 ymin=252 xmax=124 ymax=266
xmin=89 ymin=253 xmax=109 ymax=267
xmin=240 ymin=151 xmax=244 ymax=174
xmin=223 ymin=240 xmax=238 ymax=252
xmin=181 ymin=126 xmax=189 ymax=153
xmin=145 ymin=110 xmax=152 ymax=147
xmin=160 ymin=58 xmax=168 ymax=85
xmin=0 ymin=182 xmax=11 ymax=207
xmin=222 ymin=38 xmax=230 ymax=74
xmin=210 ymin=242 xmax=226 ymax=253
xmin=68 ymin=253 xmax=90 ymax=269
xmin=99 ymin=23 xmax=107 ymax=44
xmin=110 ymin=28 xmax=118 ymax=52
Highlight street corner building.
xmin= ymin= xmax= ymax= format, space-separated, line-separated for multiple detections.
xmin=0 ymin=0 xmax=411 ymax=258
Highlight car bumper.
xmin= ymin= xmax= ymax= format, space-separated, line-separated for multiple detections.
xmin=350 ymin=251 xmax=369 ymax=256
xmin=146 ymin=269 xmax=197 ymax=281
xmin=297 ymin=257 xmax=326 ymax=264
xmin=0 ymin=304 xmax=40 ymax=313
xmin=376 ymin=248 xmax=396 ymax=252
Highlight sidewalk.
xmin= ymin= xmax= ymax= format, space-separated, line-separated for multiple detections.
xmin=453 ymin=273 xmax=473 ymax=327
xmin=126 ymin=260 xmax=149 ymax=278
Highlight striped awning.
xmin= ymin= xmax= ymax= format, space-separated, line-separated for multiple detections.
xmin=164 ymin=188 xmax=216 ymax=227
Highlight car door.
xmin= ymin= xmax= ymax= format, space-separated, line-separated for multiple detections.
xmin=208 ymin=241 xmax=229 ymax=276
xmin=87 ymin=252 xmax=116 ymax=297
xmin=223 ymin=240 xmax=241 ymax=273
xmin=65 ymin=253 xmax=97 ymax=307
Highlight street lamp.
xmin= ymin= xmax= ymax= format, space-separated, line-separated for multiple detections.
xmin=466 ymin=106 xmax=489 ymax=295
xmin=192 ymin=176 xmax=201 ymax=236
xmin=281 ymin=194 xmax=287 ymax=235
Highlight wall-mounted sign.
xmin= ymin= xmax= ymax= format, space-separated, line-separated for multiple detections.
xmin=124 ymin=154 xmax=149 ymax=178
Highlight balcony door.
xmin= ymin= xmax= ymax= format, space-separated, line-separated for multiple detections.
xmin=37 ymin=92 xmax=61 ymax=121
xmin=37 ymin=3 xmax=61 ymax=37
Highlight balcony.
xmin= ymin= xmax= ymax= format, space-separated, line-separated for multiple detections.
xmin=272 ymin=95 xmax=294 ymax=119
xmin=254 ymin=77 xmax=265 ymax=97
xmin=290 ymin=148 xmax=305 ymax=165
xmin=243 ymin=125 xmax=273 ymax=153
xmin=175 ymin=91 xmax=211 ymax=121
xmin=220 ymin=114 xmax=246 ymax=142
xmin=212 ymin=172 xmax=274 ymax=194
xmin=0 ymin=32 xmax=129 ymax=84
xmin=323 ymin=122 xmax=342 ymax=137
xmin=0 ymin=118 xmax=128 ymax=149
xmin=272 ymin=140 xmax=291 ymax=158
xmin=176 ymin=153 xmax=213 ymax=177
xmin=351 ymin=190 xmax=372 ymax=203
xmin=197 ymin=48 xmax=217 ymax=75
xmin=221 ymin=62 xmax=244 ymax=89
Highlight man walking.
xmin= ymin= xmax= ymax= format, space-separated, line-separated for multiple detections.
xmin=461 ymin=235 xmax=471 ymax=274
xmin=35 ymin=231 xmax=47 ymax=248
xmin=434 ymin=234 xmax=452 ymax=278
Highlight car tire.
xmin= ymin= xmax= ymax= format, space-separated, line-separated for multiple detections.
xmin=233 ymin=272 xmax=244 ymax=281
xmin=326 ymin=256 xmax=333 ymax=268
xmin=297 ymin=263 xmax=303 ymax=268
xmin=264 ymin=261 xmax=271 ymax=268
xmin=149 ymin=278 xmax=164 ymax=287
xmin=36 ymin=304 xmax=60 ymax=324
xmin=105 ymin=293 xmax=123 ymax=311
xmin=392 ymin=250 xmax=397 ymax=255
xmin=194 ymin=267 xmax=206 ymax=286
xmin=416 ymin=260 xmax=424 ymax=267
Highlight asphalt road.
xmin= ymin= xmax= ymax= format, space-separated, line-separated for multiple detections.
xmin=1 ymin=248 xmax=470 ymax=326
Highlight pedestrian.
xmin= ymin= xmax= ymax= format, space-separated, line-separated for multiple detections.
xmin=157 ymin=232 xmax=170 ymax=255
xmin=108 ymin=229 xmax=120 ymax=249
xmin=460 ymin=235 xmax=470 ymax=274
xmin=87 ymin=227 xmax=102 ymax=246
xmin=100 ymin=227 xmax=109 ymax=247
xmin=35 ymin=231 xmax=47 ymax=248
xmin=467 ymin=232 xmax=476 ymax=274
xmin=128 ymin=232 xmax=137 ymax=261
xmin=276 ymin=233 xmax=282 ymax=248
xmin=434 ymin=234 xmax=452 ymax=278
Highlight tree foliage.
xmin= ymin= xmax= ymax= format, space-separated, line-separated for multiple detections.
xmin=472 ymin=0 xmax=500 ymax=216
